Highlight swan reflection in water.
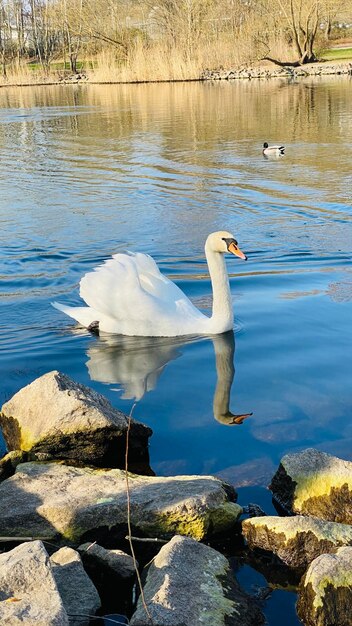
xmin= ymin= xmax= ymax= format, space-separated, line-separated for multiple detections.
xmin=86 ymin=330 xmax=252 ymax=426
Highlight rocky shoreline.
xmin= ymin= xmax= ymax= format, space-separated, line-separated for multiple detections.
xmin=0 ymin=371 xmax=351 ymax=625
xmin=1 ymin=61 xmax=351 ymax=89
xmin=201 ymin=61 xmax=352 ymax=81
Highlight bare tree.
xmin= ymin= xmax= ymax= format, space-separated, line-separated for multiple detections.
xmin=29 ymin=0 xmax=60 ymax=72
xmin=147 ymin=0 xmax=213 ymax=56
xmin=255 ymin=0 xmax=344 ymax=66
xmin=60 ymin=0 xmax=83 ymax=73
xmin=0 ymin=0 xmax=13 ymax=77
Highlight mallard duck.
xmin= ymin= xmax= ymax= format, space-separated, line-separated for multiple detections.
xmin=263 ymin=142 xmax=285 ymax=156
xmin=53 ymin=231 xmax=247 ymax=337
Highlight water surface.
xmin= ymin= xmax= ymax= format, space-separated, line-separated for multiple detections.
xmin=0 ymin=78 xmax=351 ymax=624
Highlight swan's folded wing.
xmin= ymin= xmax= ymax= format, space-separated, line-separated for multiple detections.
xmin=129 ymin=252 xmax=187 ymax=302
xmin=79 ymin=253 xmax=197 ymax=324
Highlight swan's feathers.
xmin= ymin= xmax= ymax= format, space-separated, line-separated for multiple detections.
xmin=79 ymin=252 xmax=201 ymax=324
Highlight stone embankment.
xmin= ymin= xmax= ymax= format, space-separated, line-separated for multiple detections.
xmin=0 ymin=371 xmax=351 ymax=625
xmin=201 ymin=62 xmax=352 ymax=81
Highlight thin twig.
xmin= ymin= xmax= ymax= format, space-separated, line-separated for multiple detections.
xmin=125 ymin=402 xmax=154 ymax=626
xmin=125 ymin=536 xmax=168 ymax=544
xmin=68 ymin=614 xmax=128 ymax=624
xmin=0 ymin=536 xmax=53 ymax=542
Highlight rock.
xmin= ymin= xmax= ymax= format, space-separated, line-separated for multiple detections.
xmin=0 ymin=450 xmax=27 ymax=482
xmin=200 ymin=62 xmax=352 ymax=82
xmin=0 ymin=540 xmax=68 ymax=625
xmin=50 ymin=547 xmax=101 ymax=625
xmin=269 ymin=448 xmax=352 ymax=523
xmin=130 ymin=535 xmax=264 ymax=626
xmin=0 ymin=462 xmax=242 ymax=542
xmin=0 ymin=371 xmax=152 ymax=472
xmin=242 ymin=515 xmax=352 ymax=570
xmin=296 ymin=546 xmax=352 ymax=626
xmin=78 ymin=542 xmax=135 ymax=579
xmin=78 ymin=543 xmax=135 ymax=614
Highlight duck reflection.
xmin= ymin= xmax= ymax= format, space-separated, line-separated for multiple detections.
xmin=86 ymin=330 xmax=252 ymax=425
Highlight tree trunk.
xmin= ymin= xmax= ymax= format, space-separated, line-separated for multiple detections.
xmin=69 ymin=53 xmax=77 ymax=73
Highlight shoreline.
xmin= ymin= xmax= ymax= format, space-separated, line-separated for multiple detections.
xmin=0 ymin=60 xmax=351 ymax=89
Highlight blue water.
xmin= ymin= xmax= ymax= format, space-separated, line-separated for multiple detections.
xmin=1 ymin=80 xmax=352 ymax=624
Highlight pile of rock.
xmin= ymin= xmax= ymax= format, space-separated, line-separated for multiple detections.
xmin=243 ymin=448 xmax=352 ymax=626
xmin=0 ymin=371 xmax=351 ymax=625
xmin=0 ymin=371 xmax=252 ymax=625
xmin=201 ymin=62 xmax=352 ymax=81
xmin=57 ymin=72 xmax=88 ymax=83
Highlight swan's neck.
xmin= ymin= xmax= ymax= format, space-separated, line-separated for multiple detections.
xmin=205 ymin=243 xmax=233 ymax=332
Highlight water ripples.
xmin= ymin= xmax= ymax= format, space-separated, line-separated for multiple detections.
xmin=0 ymin=80 xmax=351 ymax=474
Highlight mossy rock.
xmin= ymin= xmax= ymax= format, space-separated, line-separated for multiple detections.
xmin=242 ymin=515 xmax=352 ymax=570
xmin=269 ymin=449 xmax=352 ymax=523
xmin=0 ymin=371 xmax=152 ymax=472
xmin=0 ymin=462 xmax=241 ymax=543
xmin=297 ymin=546 xmax=352 ymax=626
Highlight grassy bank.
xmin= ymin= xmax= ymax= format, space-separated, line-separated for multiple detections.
xmin=0 ymin=41 xmax=351 ymax=88
xmin=321 ymin=47 xmax=352 ymax=61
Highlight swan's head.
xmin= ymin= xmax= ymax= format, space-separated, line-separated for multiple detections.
xmin=206 ymin=231 xmax=247 ymax=260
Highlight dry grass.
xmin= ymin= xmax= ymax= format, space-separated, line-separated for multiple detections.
xmin=82 ymin=27 xmax=273 ymax=83
xmin=0 ymin=63 xmax=56 ymax=87
xmin=87 ymin=37 xmax=245 ymax=83
xmin=0 ymin=34 xmax=350 ymax=87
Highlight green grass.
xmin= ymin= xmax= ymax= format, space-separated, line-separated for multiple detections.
xmin=28 ymin=61 xmax=85 ymax=71
xmin=321 ymin=47 xmax=352 ymax=61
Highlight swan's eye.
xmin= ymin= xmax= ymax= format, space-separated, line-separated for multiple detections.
xmin=222 ymin=237 xmax=238 ymax=247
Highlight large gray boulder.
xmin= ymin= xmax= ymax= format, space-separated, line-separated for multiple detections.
xmin=0 ymin=371 xmax=152 ymax=472
xmin=130 ymin=535 xmax=264 ymax=626
xmin=50 ymin=547 xmax=101 ymax=626
xmin=0 ymin=540 xmax=68 ymax=625
xmin=242 ymin=515 xmax=352 ymax=570
xmin=296 ymin=546 xmax=352 ymax=626
xmin=0 ymin=462 xmax=242 ymax=542
xmin=269 ymin=449 xmax=352 ymax=523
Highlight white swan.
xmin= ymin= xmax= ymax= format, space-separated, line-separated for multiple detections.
xmin=53 ymin=231 xmax=247 ymax=337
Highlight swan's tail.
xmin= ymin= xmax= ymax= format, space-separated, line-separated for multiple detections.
xmin=52 ymin=301 xmax=100 ymax=328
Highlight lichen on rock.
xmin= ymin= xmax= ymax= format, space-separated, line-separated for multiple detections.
xmin=0 ymin=462 xmax=240 ymax=543
xmin=269 ymin=449 xmax=352 ymax=523
xmin=130 ymin=535 xmax=264 ymax=626
xmin=0 ymin=370 xmax=152 ymax=472
xmin=297 ymin=546 xmax=352 ymax=626
xmin=242 ymin=515 xmax=352 ymax=570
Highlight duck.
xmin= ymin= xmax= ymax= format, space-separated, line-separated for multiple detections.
xmin=53 ymin=231 xmax=247 ymax=337
xmin=263 ymin=142 xmax=285 ymax=156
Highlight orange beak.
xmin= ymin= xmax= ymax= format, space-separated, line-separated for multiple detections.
xmin=228 ymin=241 xmax=247 ymax=261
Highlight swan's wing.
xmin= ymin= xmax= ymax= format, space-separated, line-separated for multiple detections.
xmin=79 ymin=252 xmax=200 ymax=325
xmin=128 ymin=252 xmax=191 ymax=303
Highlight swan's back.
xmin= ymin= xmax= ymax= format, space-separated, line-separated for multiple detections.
xmin=79 ymin=252 xmax=205 ymax=336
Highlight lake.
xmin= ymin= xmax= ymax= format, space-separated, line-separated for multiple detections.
xmin=0 ymin=78 xmax=351 ymax=624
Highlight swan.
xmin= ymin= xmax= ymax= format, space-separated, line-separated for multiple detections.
xmin=263 ymin=142 xmax=285 ymax=157
xmin=53 ymin=231 xmax=247 ymax=337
